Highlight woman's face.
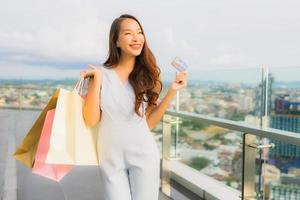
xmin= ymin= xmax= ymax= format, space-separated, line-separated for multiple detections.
xmin=117 ymin=18 xmax=145 ymax=57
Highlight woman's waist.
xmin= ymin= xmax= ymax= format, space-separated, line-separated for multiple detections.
xmin=99 ymin=117 xmax=149 ymax=132
xmin=98 ymin=118 xmax=154 ymax=146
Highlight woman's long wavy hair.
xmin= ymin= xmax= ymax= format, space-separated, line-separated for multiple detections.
xmin=103 ymin=14 xmax=162 ymax=117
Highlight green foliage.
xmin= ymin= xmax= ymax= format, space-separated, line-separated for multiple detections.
xmin=189 ymin=157 xmax=210 ymax=170
xmin=181 ymin=119 xmax=209 ymax=130
xmin=203 ymin=143 xmax=216 ymax=150
xmin=178 ymin=131 xmax=188 ymax=137
xmin=181 ymin=119 xmax=192 ymax=127
xmin=192 ymin=121 xmax=209 ymax=130
xmin=178 ymin=126 xmax=188 ymax=137
xmin=211 ymin=134 xmax=222 ymax=140
xmin=226 ymin=108 xmax=247 ymax=121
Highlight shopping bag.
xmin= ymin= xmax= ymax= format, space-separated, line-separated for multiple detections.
xmin=45 ymin=77 xmax=100 ymax=166
xmin=13 ymin=89 xmax=60 ymax=168
xmin=32 ymin=109 xmax=73 ymax=181
xmin=13 ymin=76 xmax=98 ymax=168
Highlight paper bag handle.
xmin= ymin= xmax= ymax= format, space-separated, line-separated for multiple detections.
xmin=73 ymin=75 xmax=85 ymax=93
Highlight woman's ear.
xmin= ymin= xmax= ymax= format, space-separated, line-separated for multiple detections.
xmin=116 ymin=41 xmax=120 ymax=47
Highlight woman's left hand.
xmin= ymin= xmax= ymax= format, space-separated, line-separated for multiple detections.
xmin=170 ymin=71 xmax=188 ymax=91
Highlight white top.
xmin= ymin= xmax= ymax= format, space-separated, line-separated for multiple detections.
xmin=95 ymin=65 xmax=159 ymax=169
xmin=99 ymin=65 xmax=147 ymax=125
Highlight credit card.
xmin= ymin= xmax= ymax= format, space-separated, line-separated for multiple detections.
xmin=171 ymin=56 xmax=189 ymax=72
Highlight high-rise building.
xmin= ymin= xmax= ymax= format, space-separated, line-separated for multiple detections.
xmin=269 ymin=97 xmax=300 ymax=159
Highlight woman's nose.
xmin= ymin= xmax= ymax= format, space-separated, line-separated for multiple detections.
xmin=132 ymin=33 xmax=138 ymax=41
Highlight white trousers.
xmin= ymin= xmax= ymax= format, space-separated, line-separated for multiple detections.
xmin=97 ymin=117 xmax=161 ymax=200
xmin=98 ymin=154 xmax=160 ymax=200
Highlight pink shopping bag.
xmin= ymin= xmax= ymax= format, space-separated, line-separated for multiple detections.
xmin=32 ymin=108 xmax=73 ymax=182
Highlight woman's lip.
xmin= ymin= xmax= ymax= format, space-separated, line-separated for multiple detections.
xmin=129 ymin=44 xmax=141 ymax=49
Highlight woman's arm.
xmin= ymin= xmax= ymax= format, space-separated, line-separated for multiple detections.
xmin=82 ymin=64 xmax=102 ymax=127
xmin=145 ymin=88 xmax=176 ymax=129
xmin=145 ymin=71 xmax=187 ymax=129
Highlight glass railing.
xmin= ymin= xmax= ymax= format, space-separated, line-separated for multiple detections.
xmin=177 ymin=67 xmax=263 ymax=124
xmin=254 ymin=136 xmax=300 ymax=200
xmin=176 ymin=118 xmax=243 ymax=190
xmin=166 ymin=67 xmax=264 ymax=166
xmin=262 ymin=67 xmax=300 ymax=200
xmin=161 ymin=110 xmax=300 ymax=200
xmin=160 ymin=66 xmax=300 ymax=200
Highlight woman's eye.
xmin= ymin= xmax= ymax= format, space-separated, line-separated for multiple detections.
xmin=124 ymin=32 xmax=142 ymax=35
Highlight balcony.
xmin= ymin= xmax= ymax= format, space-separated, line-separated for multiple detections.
xmin=1 ymin=66 xmax=300 ymax=200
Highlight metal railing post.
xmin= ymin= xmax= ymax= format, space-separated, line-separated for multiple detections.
xmin=173 ymin=71 xmax=180 ymax=159
xmin=161 ymin=114 xmax=175 ymax=197
xmin=242 ymin=133 xmax=257 ymax=200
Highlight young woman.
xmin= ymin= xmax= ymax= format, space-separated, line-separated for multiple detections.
xmin=81 ymin=14 xmax=187 ymax=200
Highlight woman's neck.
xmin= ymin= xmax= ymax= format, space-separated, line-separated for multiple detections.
xmin=117 ymin=53 xmax=135 ymax=73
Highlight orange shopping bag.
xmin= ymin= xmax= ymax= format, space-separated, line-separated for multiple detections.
xmin=32 ymin=108 xmax=73 ymax=181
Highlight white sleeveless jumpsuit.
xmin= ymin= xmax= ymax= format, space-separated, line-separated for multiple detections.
xmin=96 ymin=65 xmax=161 ymax=200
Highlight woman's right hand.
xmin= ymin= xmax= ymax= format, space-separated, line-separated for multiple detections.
xmin=80 ymin=64 xmax=102 ymax=81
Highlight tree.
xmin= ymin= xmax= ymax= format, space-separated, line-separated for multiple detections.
xmin=191 ymin=121 xmax=209 ymax=130
xmin=181 ymin=119 xmax=209 ymax=130
xmin=189 ymin=157 xmax=210 ymax=170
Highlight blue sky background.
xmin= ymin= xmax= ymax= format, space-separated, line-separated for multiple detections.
xmin=0 ymin=0 xmax=300 ymax=82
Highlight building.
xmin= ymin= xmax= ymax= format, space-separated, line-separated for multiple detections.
xmin=269 ymin=97 xmax=300 ymax=159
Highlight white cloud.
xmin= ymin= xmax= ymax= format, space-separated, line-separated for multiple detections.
xmin=0 ymin=61 xmax=81 ymax=80
xmin=209 ymin=53 xmax=245 ymax=66
xmin=0 ymin=0 xmax=109 ymax=64
xmin=0 ymin=0 xmax=300 ymax=80
xmin=162 ymin=26 xmax=201 ymax=59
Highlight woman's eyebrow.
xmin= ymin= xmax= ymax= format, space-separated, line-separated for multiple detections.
xmin=121 ymin=28 xmax=142 ymax=32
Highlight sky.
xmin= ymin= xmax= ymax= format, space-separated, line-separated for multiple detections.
xmin=0 ymin=0 xmax=300 ymax=82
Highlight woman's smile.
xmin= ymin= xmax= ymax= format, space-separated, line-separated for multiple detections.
xmin=129 ymin=44 xmax=142 ymax=50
